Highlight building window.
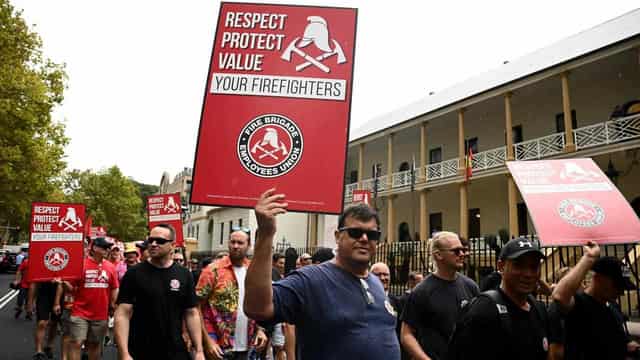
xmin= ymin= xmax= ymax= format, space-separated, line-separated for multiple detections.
xmin=220 ymin=222 xmax=224 ymax=245
xmin=555 ymin=110 xmax=577 ymax=133
xmin=465 ymin=137 xmax=478 ymax=154
xmin=398 ymin=162 xmax=410 ymax=172
xmin=512 ymin=125 xmax=523 ymax=144
xmin=372 ymin=163 xmax=382 ymax=177
xmin=207 ymin=220 xmax=213 ymax=234
xmin=196 ymin=225 xmax=199 ymax=240
xmin=349 ymin=170 xmax=358 ymax=184
xmin=429 ymin=213 xmax=442 ymax=236
xmin=429 ymin=147 xmax=442 ymax=164
xmin=229 ymin=220 xmax=233 ymax=234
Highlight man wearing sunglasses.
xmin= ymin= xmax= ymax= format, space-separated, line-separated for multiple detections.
xmin=400 ymin=231 xmax=479 ymax=360
xmin=115 ymin=224 xmax=205 ymax=360
xmin=196 ymin=226 xmax=268 ymax=360
xmin=245 ymin=189 xmax=401 ymax=360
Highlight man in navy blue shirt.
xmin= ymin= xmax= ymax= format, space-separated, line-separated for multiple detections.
xmin=245 ymin=189 xmax=401 ymax=360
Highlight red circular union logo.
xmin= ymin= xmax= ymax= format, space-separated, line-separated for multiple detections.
xmin=44 ymin=247 xmax=69 ymax=272
xmin=557 ymin=198 xmax=605 ymax=228
xmin=237 ymin=114 xmax=303 ymax=178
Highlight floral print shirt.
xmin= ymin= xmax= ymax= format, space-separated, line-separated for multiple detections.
xmin=196 ymin=256 xmax=256 ymax=350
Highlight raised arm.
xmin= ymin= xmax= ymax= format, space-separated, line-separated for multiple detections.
xmin=552 ymin=241 xmax=600 ymax=309
xmin=244 ymin=189 xmax=288 ymax=321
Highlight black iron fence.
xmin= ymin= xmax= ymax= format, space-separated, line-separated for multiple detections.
xmin=287 ymin=237 xmax=640 ymax=319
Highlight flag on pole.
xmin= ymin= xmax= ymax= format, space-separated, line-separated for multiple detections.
xmin=84 ymin=216 xmax=92 ymax=238
xmin=373 ymin=165 xmax=379 ymax=199
xmin=465 ymin=147 xmax=474 ymax=181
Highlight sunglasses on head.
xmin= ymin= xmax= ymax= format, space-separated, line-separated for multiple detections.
xmin=147 ymin=236 xmax=172 ymax=245
xmin=231 ymin=226 xmax=251 ymax=236
xmin=338 ymin=227 xmax=382 ymax=241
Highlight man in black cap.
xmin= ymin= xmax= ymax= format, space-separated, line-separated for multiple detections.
xmin=448 ymin=237 xmax=549 ymax=360
xmin=552 ymin=241 xmax=640 ymax=360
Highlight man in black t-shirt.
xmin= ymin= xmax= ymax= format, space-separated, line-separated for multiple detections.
xmin=115 ymin=224 xmax=204 ymax=360
xmin=449 ymin=237 xmax=549 ymax=360
xmin=401 ymin=231 xmax=479 ymax=360
xmin=552 ymin=242 xmax=640 ymax=360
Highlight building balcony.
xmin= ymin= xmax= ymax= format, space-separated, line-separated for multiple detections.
xmin=345 ymin=113 xmax=640 ymax=202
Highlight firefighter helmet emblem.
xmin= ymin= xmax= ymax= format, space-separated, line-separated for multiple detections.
xmin=44 ymin=247 xmax=70 ymax=272
xmin=558 ymin=198 xmax=605 ymax=227
xmin=281 ymin=16 xmax=347 ymax=73
xmin=237 ymin=114 xmax=303 ymax=178
xmin=58 ymin=207 xmax=82 ymax=231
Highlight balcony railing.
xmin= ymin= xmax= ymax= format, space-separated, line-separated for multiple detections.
xmin=574 ymin=113 xmax=640 ymax=150
xmin=426 ymin=158 xmax=459 ymax=181
xmin=514 ymin=132 xmax=565 ymax=160
xmin=471 ymin=146 xmax=506 ymax=171
xmin=391 ymin=169 xmax=421 ymax=187
xmin=345 ymin=115 xmax=640 ymax=202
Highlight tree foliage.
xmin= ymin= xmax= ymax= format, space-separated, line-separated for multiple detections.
xmin=0 ymin=0 xmax=68 ymax=236
xmin=65 ymin=166 xmax=147 ymax=241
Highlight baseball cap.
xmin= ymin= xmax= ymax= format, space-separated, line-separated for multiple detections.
xmin=499 ymin=237 xmax=544 ymax=261
xmin=93 ymin=237 xmax=113 ymax=249
xmin=135 ymin=240 xmax=148 ymax=250
xmin=592 ymin=256 xmax=636 ymax=291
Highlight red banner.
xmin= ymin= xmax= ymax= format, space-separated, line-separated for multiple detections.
xmin=89 ymin=226 xmax=107 ymax=239
xmin=507 ymin=159 xmax=640 ymax=246
xmin=147 ymin=193 xmax=184 ymax=247
xmin=28 ymin=202 xmax=86 ymax=282
xmin=352 ymin=190 xmax=371 ymax=206
xmin=190 ymin=3 xmax=358 ymax=214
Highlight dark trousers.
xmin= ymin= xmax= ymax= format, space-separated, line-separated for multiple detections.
xmin=224 ymin=351 xmax=248 ymax=360
xmin=16 ymin=288 xmax=28 ymax=308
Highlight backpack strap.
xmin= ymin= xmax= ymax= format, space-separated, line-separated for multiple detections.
xmin=483 ymin=290 xmax=514 ymax=336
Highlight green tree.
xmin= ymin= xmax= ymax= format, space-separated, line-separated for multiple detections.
xmin=131 ymin=180 xmax=159 ymax=213
xmin=0 ymin=0 xmax=68 ymax=239
xmin=65 ymin=166 xmax=147 ymax=241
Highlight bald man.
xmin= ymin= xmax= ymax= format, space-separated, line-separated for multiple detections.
xmin=370 ymin=263 xmax=391 ymax=295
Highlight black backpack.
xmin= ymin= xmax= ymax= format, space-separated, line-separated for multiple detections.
xmin=447 ymin=290 xmax=547 ymax=360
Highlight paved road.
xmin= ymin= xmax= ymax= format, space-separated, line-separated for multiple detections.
xmin=0 ymin=273 xmax=117 ymax=360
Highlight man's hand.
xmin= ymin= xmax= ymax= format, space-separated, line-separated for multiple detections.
xmin=253 ymin=328 xmax=268 ymax=352
xmin=118 ymin=352 xmax=134 ymax=360
xmin=193 ymin=351 xmax=206 ymax=360
xmin=255 ymin=189 xmax=288 ymax=238
xmin=53 ymin=304 xmax=61 ymax=316
xmin=583 ymin=241 xmax=600 ymax=259
xmin=203 ymin=336 xmax=224 ymax=360
xmin=627 ymin=340 xmax=640 ymax=354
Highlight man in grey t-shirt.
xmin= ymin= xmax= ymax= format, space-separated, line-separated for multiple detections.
xmin=401 ymin=231 xmax=479 ymax=360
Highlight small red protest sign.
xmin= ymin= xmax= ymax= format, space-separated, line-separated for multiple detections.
xmin=352 ymin=190 xmax=371 ymax=206
xmin=28 ymin=202 xmax=86 ymax=282
xmin=147 ymin=193 xmax=184 ymax=247
xmin=190 ymin=2 xmax=358 ymax=214
xmin=507 ymin=159 xmax=640 ymax=246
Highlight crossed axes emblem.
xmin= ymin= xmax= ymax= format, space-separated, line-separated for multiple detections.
xmin=281 ymin=37 xmax=346 ymax=73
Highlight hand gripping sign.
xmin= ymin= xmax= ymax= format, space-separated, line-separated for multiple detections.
xmin=190 ymin=3 xmax=358 ymax=214
xmin=147 ymin=193 xmax=184 ymax=247
xmin=507 ymin=159 xmax=640 ymax=246
xmin=28 ymin=202 xmax=86 ymax=282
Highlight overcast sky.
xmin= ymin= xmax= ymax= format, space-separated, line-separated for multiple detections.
xmin=11 ymin=0 xmax=639 ymax=185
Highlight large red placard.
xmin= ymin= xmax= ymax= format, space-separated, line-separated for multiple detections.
xmin=147 ymin=193 xmax=184 ymax=247
xmin=191 ymin=3 xmax=358 ymax=214
xmin=28 ymin=202 xmax=85 ymax=282
xmin=507 ymin=159 xmax=640 ymax=246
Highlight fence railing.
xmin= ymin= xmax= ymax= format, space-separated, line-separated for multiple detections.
xmin=514 ymin=132 xmax=565 ymax=160
xmin=471 ymin=146 xmax=507 ymax=171
xmin=426 ymin=158 xmax=459 ymax=181
xmin=574 ymin=113 xmax=640 ymax=150
xmin=344 ymin=182 xmax=357 ymax=200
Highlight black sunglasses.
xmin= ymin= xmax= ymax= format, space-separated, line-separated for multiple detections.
xmin=174 ymin=258 xmax=184 ymax=262
xmin=147 ymin=236 xmax=172 ymax=245
xmin=338 ymin=227 xmax=381 ymax=241
xmin=441 ymin=247 xmax=469 ymax=256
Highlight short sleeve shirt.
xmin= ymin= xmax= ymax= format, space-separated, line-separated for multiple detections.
xmin=563 ymin=292 xmax=628 ymax=360
xmin=451 ymin=289 xmax=549 ymax=360
xmin=270 ymin=262 xmax=400 ymax=360
xmin=401 ymin=274 xmax=479 ymax=360
xmin=18 ymin=258 xmax=30 ymax=288
xmin=117 ymin=261 xmax=198 ymax=360
xmin=71 ymin=257 xmax=119 ymax=321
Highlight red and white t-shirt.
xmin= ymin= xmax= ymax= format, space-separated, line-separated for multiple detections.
xmin=71 ymin=257 xmax=119 ymax=320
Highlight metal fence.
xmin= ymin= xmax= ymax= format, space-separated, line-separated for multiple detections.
xmin=287 ymin=238 xmax=640 ymax=319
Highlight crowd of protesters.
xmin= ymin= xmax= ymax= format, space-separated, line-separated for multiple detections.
xmin=10 ymin=188 xmax=640 ymax=360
